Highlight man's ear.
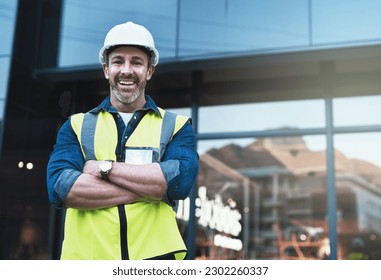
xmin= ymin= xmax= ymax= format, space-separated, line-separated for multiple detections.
xmin=102 ymin=64 xmax=109 ymax=79
xmin=146 ymin=65 xmax=155 ymax=81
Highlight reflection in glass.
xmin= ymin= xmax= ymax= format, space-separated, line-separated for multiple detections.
xmin=334 ymin=133 xmax=381 ymax=259
xmin=335 ymin=133 xmax=381 ymax=169
xmin=59 ymin=0 xmax=381 ymax=67
xmin=0 ymin=0 xmax=18 ymax=54
xmin=0 ymin=100 xmax=4 ymax=117
xmin=0 ymin=57 xmax=11 ymax=99
xmin=179 ymin=0 xmax=309 ymax=57
xmin=164 ymin=107 xmax=191 ymax=118
xmin=0 ymin=0 xmax=17 ymax=152
xmin=199 ymin=100 xmax=325 ymax=133
xmin=333 ymin=95 xmax=381 ymax=127
xmin=59 ymin=0 xmax=177 ymax=66
xmin=312 ymin=0 xmax=381 ymax=44
xmin=188 ymin=136 xmax=329 ymax=259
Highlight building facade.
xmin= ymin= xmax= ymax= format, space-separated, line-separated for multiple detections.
xmin=1 ymin=0 xmax=381 ymax=259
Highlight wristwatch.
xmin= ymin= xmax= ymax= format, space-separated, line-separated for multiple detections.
xmin=99 ymin=160 xmax=113 ymax=180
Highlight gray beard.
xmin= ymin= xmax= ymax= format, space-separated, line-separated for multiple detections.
xmin=109 ymin=79 xmax=146 ymax=104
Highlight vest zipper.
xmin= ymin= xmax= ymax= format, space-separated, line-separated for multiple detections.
xmin=117 ymin=205 xmax=129 ymax=260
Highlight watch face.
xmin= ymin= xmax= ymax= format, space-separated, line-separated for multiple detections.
xmin=100 ymin=161 xmax=112 ymax=172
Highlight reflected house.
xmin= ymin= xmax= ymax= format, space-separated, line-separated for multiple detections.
xmin=195 ymin=136 xmax=381 ymax=259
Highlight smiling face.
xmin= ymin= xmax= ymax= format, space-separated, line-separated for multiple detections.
xmin=103 ymin=46 xmax=155 ymax=112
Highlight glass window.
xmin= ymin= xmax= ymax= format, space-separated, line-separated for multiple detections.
xmin=0 ymin=0 xmax=18 ymax=101
xmin=0 ymin=0 xmax=17 ymax=151
xmin=335 ymin=132 xmax=381 ymax=169
xmin=0 ymin=57 xmax=11 ymax=99
xmin=199 ymin=99 xmax=325 ymax=133
xmin=179 ymin=0 xmax=309 ymax=57
xmin=60 ymin=0 xmax=311 ymax=66
xmin=164 ymin=107 xmax=191 ymax=118
xmin=333 ymin=95 xmax=381 ymax=127
xmin=0 ymin=0 xmax=18 ymax=55
xmin=0 ymin=100 xmax=4 ymax=118
xmin=312 ymin=0 xmax=381 ymax=45
xmin=59 ymin=0 xmax=381 ymax=67
xmin=334 ymin=132 xmax=381 ymax=259
xmin=191 ymin=136 xmax=329 ymax=259
xmin=59 ymin=0 xmax=178 ymax=67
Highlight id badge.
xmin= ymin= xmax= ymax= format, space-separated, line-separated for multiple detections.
xmin=125 ymin=148 xmax=153 ymax=165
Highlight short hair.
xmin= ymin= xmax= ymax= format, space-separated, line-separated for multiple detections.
xmin=105 ymin=45 xmax=154 ymax=66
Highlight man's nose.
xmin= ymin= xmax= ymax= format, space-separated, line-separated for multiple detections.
xmin=121 ymin=62 xmax=133 ymax=74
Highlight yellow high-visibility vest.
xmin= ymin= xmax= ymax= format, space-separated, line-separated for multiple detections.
xmin=61 ymin=108 xmax=189 ymax=260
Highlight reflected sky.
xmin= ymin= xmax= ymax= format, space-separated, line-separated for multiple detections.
xmin=334 ymin=96 xmax=381 ymax=127
xmin=334 ymin=133 xmax=381 ymax=169
xmin=199 ymin=99 xmax=325 ymax=133
xmin=0 ymin=0 xmax=17 ymax=55
xmin=59 ymin=0 xmax=381 ymax=67
xmin=0 ymin=0 xmax=17 ymax=136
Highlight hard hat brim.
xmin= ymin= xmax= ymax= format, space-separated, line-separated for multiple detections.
xmin=99 ymin=44 xmax=159 ymax=66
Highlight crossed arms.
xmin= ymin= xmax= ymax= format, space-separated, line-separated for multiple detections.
xmin=46 ymin=119 xmax=199 ymax=210
xmin=67 ymin=160 xmax=167 ymax=210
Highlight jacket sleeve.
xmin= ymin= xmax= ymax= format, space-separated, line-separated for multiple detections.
xmin=46 ymin=118 xmax=84 ymax=207
xmin=159 ymin=121 xmax=199 ymax=202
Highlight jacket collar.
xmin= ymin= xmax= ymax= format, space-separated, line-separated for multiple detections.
xmin=89 ymin=95 xmax=162 ymax=118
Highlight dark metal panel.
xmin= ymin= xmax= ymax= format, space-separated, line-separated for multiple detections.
xmin=1 ymin=0 xmax=64 ymax=260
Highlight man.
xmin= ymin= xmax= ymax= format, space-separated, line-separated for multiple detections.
xmin=46 ymin=21 xmax=199 ymax=260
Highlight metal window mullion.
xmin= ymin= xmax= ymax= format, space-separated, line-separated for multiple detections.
xmin=325 ymin=97 xmax=338 ymax=260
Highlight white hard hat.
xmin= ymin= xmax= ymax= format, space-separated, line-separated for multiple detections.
xmin=99 ymin=21 xmax=159 ymax=66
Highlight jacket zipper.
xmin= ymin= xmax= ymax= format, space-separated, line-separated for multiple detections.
xmin=117 ymin=205 xmax=129 ymax=260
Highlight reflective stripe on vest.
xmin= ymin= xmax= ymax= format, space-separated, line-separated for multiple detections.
xmin=61 ymin=109 xmax=189 ymax=260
